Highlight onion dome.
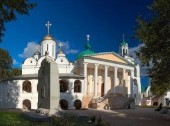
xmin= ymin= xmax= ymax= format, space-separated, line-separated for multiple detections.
xmin=77 ymin=34 xmax=95 ymax=59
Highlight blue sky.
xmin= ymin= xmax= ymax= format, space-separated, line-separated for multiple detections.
xmin=0 ymin=0 xmax=152 ymax=87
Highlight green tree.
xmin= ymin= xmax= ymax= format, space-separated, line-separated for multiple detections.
xmin=0 ymin=48 xmax=13 ymax=79
xmin=0 ymin=48 xmax=21 ymax=79
xmin=0 ymin=0 xmax=36 ymax=41
xmin=136 ymin=0 xmax=170 ymax=96
xmin=8 ymin=67 xmax=22 ymax=77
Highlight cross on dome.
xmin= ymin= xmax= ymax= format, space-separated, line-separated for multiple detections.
xmin=58 ymin=42 xmax=63 ymax=51
xmin=45 ymin=21 xmax=52 ymax=35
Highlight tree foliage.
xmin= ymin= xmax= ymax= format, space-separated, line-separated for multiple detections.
xmin=0 ymin=48 xmax=21 ymax=79
xmin=0 ymin=0 xmax=36 ymax=41
xmin=0 ymin=48 xmax=13 ymax=79
xmin=136 ymin=0 xmax=170 ymax=96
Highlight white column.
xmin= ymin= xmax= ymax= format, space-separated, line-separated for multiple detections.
xmin=114 ymin=67 xmax=118 ymax=93
xmin=104 ymin=65 xmax=109 ymax=95
xmin=122 ymin=68 xmax=126 ymax=86
xmin=69 ymin=79 xmax=74 ymax=94
xmin=130 ymin=70 xmax=134 ymax=98
xmin=94 ymin=64 xmax=99 ymax=97
xmin=83 ymin=63 xmax=88 ymax=95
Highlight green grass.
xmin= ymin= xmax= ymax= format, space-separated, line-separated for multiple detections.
xmin=0 ymin=111 xmax=27 ymax=125
xmin=0 ymin=111 xmax=49 ymax=126
xmin=0 ymin=111 xmax=110 ymax=126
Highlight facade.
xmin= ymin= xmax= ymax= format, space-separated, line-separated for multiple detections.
xmin=141 ymin=84 xmax=170 ymax=107
xmin=0 ymin=24 xmax=142 ymax=110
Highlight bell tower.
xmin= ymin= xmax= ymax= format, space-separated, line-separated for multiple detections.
xmin=40 ymin=21 xmax=56 ymax=59
xmin=119 ymin=34 xmax=129 ymax=57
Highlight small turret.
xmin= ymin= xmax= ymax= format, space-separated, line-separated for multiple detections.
xmin=119 ymin=34 xmax=129 ymax=57
xmin=33 ymin=51 xmax=41 ymax=60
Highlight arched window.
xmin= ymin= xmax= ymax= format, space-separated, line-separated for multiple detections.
xmin=47 ymin=44 xmax=48 ymax=51
xmin=74 ymin=99 xmax=82 ymax=109
xmin=74 ymin=80 xmax=81 ymax=93
xmin=59 ymin=99 xmax=68 ymax=110
xmin=123 ymin=48 xmax=125 ymax=55
xmin=60 ymin=80 xmax=68 ymax=92
xmin=22 ymin=80 xmax=32 ymax=93
xmin=134 ymin=68 xmax=137 ymax=77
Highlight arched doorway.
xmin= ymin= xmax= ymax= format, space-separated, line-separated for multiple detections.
xmin=74 ymin=99 xmax=82 ymax=109
xmin=153 ymin=102 xmax=158 ymax=106
xmin=59 ymin=99 xmax=68 ymax=110
xmin=101 ymin=83 xmax=104 ymax=97
xmin=23 ymin=99 xmax=31 ymax=110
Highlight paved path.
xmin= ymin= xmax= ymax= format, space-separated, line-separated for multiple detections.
xmin=65 ymin=108 xmax=170 ymax=126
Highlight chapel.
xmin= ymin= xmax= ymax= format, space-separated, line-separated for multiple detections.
xmin=0 ymin=22 xmax=141 ymax=110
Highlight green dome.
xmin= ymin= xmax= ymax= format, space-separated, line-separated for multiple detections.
xmin=77 ymin=39 xmax=95 ymax=59
xmin=77 ymin=49 xmax=95 ymax=59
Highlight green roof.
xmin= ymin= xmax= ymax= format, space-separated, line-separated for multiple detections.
xmin=121 ymin=40 xmax=127 ymax=47
xmin=77 ymin=49 xmax=95 ymax=59
xmin=76 ymin=40 xmax=95 ymax=59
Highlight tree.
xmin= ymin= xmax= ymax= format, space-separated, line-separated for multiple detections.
xmin=136 ymin=0 xmax=170 ymax=96
xmin=0 ymin=0 xmax=36 ymax=41
xmin=8 ymin=67 xmax=22 ymax=77
xmin=0 ymin=48 xmax=21 ymax=79
xmin=0 ymin=48 xmax=13 ymax=79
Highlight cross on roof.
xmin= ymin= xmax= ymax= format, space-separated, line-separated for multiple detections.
xmin=58 ymin=42 xmax=63 ymax=51
xmin=45 ymin=21 xmax=52 ymax=35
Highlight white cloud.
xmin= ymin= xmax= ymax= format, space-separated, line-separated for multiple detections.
xmin=18 ymin=42 xmax=40 ymax=58
xmin=57 ymin=41 xmax=79 ymax=54
xmin=19 ymin=41 xmax=78 ymax=59
xmin=129 ymin=44 xmax=149 ymax=76
xmin=13 ymin=59 xmax=18 ymax=65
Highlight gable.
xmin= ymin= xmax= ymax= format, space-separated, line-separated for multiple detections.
xmin=91 ymin=53 xmax=128 ymax=64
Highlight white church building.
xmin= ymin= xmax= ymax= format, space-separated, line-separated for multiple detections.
xmin=0 ymin=22 xmax=141 ymax=110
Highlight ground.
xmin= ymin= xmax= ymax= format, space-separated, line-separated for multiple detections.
xmin=0 ymin=108 xmax=170 ymax=126
xmin=66 ymin=108 xmax=170 ymax=126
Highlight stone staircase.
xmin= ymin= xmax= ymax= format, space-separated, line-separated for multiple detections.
xmin=94 ymin=91 xmax=135 ymax=109
xmin=108 ymin=93 xmax=135 ymax=109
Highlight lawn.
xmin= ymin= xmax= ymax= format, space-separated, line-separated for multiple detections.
xmin=0 ymin=111 xmax=110 ymax=126
xmin=0 ymin=111 xmax=49 ymax=126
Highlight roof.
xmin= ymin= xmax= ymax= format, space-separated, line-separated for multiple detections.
xmin=39 ymin=35 xmax=56 ymax=44
xmin=0 ymin=73 xmax=84 ymax=82
xmin=77 ymin=49 xmax=96 ymax=60
xmin=76 ymin=39 xmax=96 ymax=59
xmin=121 ymin=40 xmax=127 ymax=47
xmin=43 ymin=35 xmax=54 ymax=40
xmin=77 ymin=52 xmax=134 ymax=66
xmin=33 ymin=51 xmax=41 ymax=55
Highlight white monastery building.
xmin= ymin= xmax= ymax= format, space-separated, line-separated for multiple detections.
xmin=0 ymin=22 xmax=141 ymax=110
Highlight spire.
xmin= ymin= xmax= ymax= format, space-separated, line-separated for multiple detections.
xmin=45 ymin=21 xmax=52 ymax=35
xmin=121 ymin=34 xmax=126 ymax=46
xmin=85 ymin=34 xmax=91 ymax=50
